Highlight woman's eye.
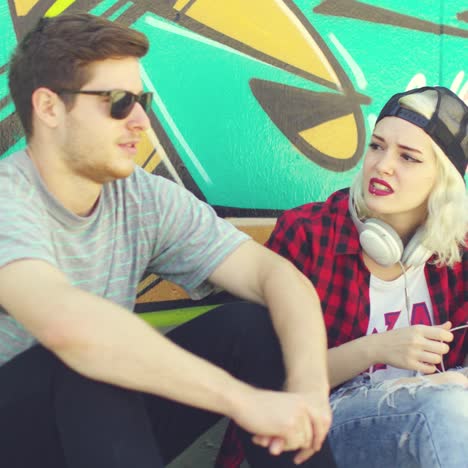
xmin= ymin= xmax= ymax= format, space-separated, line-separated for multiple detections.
xmin=369 ymin=142 xmax=381 ymax=150
xmin=401 ymin=153 xmax=422 ymax=163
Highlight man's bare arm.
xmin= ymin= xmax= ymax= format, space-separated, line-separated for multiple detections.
xmin=209 ymin=240 xmax=331 ymax=458
xmin=209 ymin=240 xmax=329 ymax=390
xmin=0 ymin=258 xmax=319 ymax=451
xmin=0 ymin=260 xmax=244 ymax=406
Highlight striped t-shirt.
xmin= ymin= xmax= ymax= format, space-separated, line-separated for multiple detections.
xmin=0 ymin=150 xmax=250 ymax=366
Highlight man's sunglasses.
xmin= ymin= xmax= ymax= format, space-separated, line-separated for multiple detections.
xmin=57 ymin=89 xmax=153 ymax=120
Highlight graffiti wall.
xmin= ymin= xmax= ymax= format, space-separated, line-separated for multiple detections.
xmin=1 ymin=1 xmax=467 ymax=317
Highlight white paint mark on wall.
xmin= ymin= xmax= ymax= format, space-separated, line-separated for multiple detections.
xmin=450 ymin=71 xmax=465 ymax=94
xmin=328 ymin=33 xmax=367 ymax=90
xmin=406 ymin=73 xmax=426 ymax=90
xmin=144 ymin=15 xmax=263 ymax=66
xmin=368 ymin=113 xmax=377 ymax=130
xmin=276 ymin=0 xmax=340 ymax=87
xmin=140 ymin=65 xmax=213 ymax=186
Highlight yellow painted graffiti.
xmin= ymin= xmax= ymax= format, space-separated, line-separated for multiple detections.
xmin=299 ymin=113 xmax=358 ymax=160
xmin=174 ymin=0 xmax=340 ymax=85
xmin=45 ymin=0 xmax=77 ymax=18
xmin=134 ymin=131 xmax=162 ymax=174
xmin=12 ymin=0 xmax=40 ymax=16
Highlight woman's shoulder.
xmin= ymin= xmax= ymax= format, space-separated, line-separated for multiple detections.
xmin=280 ymin=188 xmax=350 ymax=223
xmin=426 ymin=247 xmax=467 ymax=285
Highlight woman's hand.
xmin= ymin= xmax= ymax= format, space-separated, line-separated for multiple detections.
xmin=369 ymin=322 xmax=453 ymax=374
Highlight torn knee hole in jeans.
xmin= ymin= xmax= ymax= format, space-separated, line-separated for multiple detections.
xmin=378 ymin=377 xmax=467 ymax=411
xmin=376 ymin=377 xmax=434 ymax=410
xmin=330 ymin=373 xmax=466 ymax=413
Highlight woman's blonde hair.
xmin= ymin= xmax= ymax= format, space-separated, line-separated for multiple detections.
xmin=350 ymin=90 xmax=468 ymax=267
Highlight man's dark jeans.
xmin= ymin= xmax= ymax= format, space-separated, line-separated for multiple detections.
xmin=0 ymin=302 xmax=336 ymax=467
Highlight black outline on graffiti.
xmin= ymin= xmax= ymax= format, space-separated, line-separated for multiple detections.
xmin=314 ymin=0 xmax=468 ymax=38
xmin=137 ymin=0 xmax=370 ymax=174
xmin=250 ymin=79 xmax=370 ymax=172
xmin=0 ymin=112 xmax=22 ymax=156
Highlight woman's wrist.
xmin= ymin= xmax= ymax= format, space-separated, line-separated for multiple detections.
xmin=361 ymin=333 xmax=382 ymax=367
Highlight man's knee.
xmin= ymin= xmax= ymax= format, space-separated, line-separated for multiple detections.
xmin=207 ymin=301 xmax=273 ymax=336
xmin=177 ymin=302 xmax=285 ymax=388
xmin=212 ymin=302 xmax=285 ymax=387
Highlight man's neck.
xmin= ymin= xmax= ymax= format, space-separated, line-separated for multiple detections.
xmin=26 ymin=143 xmax=102 ymax=217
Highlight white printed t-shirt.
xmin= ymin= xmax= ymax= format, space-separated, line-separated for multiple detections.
xmin=367 ymin=263 xmax=435 ymax=383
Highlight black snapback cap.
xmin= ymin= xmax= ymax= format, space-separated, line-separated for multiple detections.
xmin=376 ymin=86 xmax=468 ymax=180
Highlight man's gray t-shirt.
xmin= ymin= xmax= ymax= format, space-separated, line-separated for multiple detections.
xmin=0 ymin=150 xmax=250 ymax=366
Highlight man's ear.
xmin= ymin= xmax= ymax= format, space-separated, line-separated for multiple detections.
xmin=31 ymin=87 xmax=65 ymax=129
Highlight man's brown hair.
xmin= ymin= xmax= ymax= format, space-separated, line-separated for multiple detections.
xmin=8 ymin=12 xmax=149 ymax=139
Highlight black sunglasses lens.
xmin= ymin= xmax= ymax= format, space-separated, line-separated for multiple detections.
xmin=139 ymin=92 xmax=153 ymax=113
xmin=110 ymin=91 xmax=135 ymax=119
xmin=141 ymin=93 xmax=153 ymax=113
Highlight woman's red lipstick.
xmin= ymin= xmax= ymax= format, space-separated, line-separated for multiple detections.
xmin=369 ymin=178 xmax=394 ymax=196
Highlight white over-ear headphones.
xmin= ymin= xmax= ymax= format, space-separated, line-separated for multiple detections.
xmin=348 ymin=195 xmax=432 ymax=268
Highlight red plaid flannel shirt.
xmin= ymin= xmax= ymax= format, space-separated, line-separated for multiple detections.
xmin=217 ymin=188 xmax=467 ymax=468
xmin=265 ymin=188 xmax=467 ymax=367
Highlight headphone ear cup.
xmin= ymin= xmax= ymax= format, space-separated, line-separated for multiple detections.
xmin=402 ymin=229 xmax=432 ymax=267
xmin=359 ymin=219 xmax=403 ymax=267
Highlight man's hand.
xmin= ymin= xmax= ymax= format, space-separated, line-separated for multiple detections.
xmin=232 ymin=388 xmax=316 ymax=451
xmin=287 ymin=381 xmax=332 ymax=464
xmin=370 ymin=322 xmax=453 ymax=373
xmin=231 ymin=384 xmax=330 ymax=462
xmin=209 ymin=241 xmax=331 ymax=463
xmin=247 ymin=381 xmax=331 ymax=465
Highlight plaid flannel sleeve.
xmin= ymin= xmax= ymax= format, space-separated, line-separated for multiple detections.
xmin=265 ymin=209 xmax=313 ymax=276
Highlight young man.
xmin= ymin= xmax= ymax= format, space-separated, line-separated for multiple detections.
xmin=0 ymin=13 xmax=335 ymax=468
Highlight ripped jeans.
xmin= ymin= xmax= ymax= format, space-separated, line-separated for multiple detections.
xmin=328 ymin=373 xmax=468 ymax=468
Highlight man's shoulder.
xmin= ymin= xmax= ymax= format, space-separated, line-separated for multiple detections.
xmin=123 ymin=166 xmax=187 ymax=196
xmin=114 ymin=168 xmax=207 ymax=224
xmin=112 ymin=167 xmax=172 ymax=206
xmin=0 ymin=149 xmax=28 ymax=172
xmin=0 ymin=150 xmax=37 ymax=195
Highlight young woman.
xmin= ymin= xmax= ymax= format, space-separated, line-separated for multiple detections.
xmin=218 ymin=86 xmax=467 ymax=467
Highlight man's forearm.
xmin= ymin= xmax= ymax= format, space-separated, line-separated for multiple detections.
xmin=258 ymin=258 xmax=333 ymax=457
xmin=59 ymin=289 xmax=247 ymax=409
xmin=4 ymin=278 xmax=247 ymax=418
xmin=261 ymin=259 xmax=329 ymax=391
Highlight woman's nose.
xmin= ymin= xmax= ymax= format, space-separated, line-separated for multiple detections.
xmin=375 ymin=151 xmax=395 ymax=175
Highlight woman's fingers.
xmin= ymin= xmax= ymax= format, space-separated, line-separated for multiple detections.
xmin=415 ymin=361 xmax=437 ymax=374
xmin=419 ymin=349 xmax=445 ymax=364
xmin=420 ymin=324 xmax=453 ymax=342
